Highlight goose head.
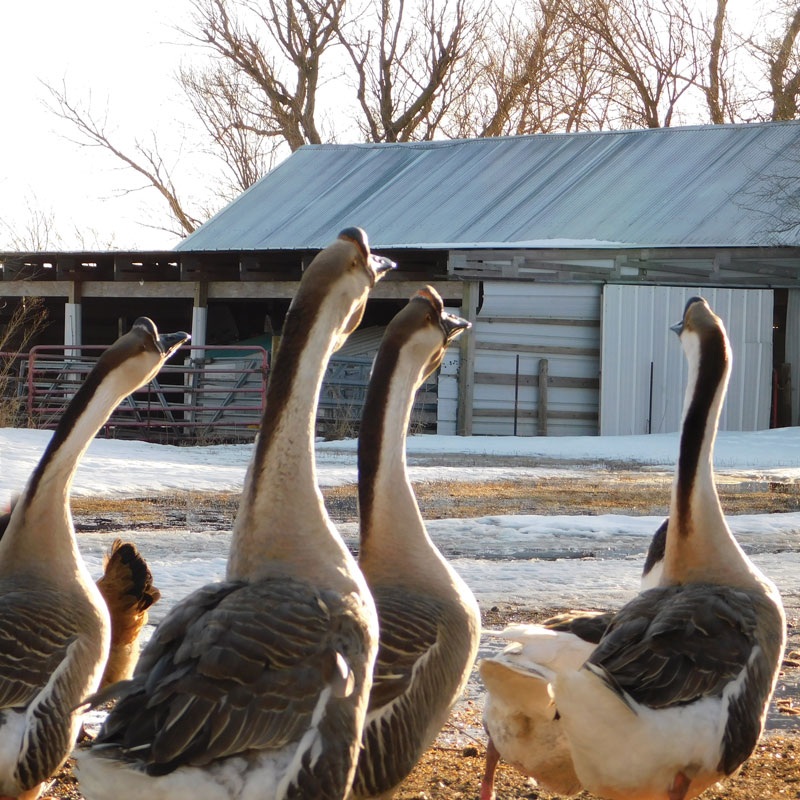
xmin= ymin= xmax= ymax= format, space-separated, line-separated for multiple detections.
xmin=387 ymin=286 xmax=471 ymax=384
xmin=670 ymin=296 xmax=731 ymax=427
xmin=295 ymin=227 xmax=396 ymax=354
xmin=111 ymin=317 xmax=191 ymax=388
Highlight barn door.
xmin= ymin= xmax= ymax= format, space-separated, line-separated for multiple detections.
xmin=600 ymin=286 xmax=773 ymax=435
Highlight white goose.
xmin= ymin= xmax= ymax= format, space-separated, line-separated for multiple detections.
xmin=479 ymin=531 xmax=668 ymax=798
xmin=76 ymin=228 xmax=393 ymax=800
xmin=350 ymin=287 xmax=481 ymax=799
xmin=0 ymin=317 xmax=188 ymax=800
xmin=480 ymin=297 xmax=785 ymax=800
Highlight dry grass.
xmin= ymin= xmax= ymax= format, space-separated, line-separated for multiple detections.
xmin=71 ymin=476 xmax=799 ymax=529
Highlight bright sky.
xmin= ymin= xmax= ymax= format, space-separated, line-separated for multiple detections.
xmin=0 ymin=0 xmax=777 ymax=252
xmin=1 ymin=0 xmax=198 ymax=250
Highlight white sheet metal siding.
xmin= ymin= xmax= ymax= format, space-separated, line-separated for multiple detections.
xmin=438 ymin=347 xmax=461 ymax=435
xmin=787 ymin=289 xmax=800 ymax=426
xmin=600 ymin=286 xmax=773 ymax=434
xmin=471 ymin=282 xmax=601 ymax=436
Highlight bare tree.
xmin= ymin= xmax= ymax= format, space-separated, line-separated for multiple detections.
xmin=337 ymin=0 xmax=487 ymax=142
xmin=768 ymin=4 xmax=800 ymax=120
xmin=563 ymin=0 xmax=703 ymax=128
xmin=179 ymin=62 xmax=282 ymax=201
xmin=704 ymin=0 xmax=729 ymax=123
xmin=43 ymin=81 xmax=204 ymax=237
xmin=0 ymin=197 xmax=62 ymax=251
xmin=0 ymin=297 xmax=49 ymax=426
xmin=459 ymin=0 xmax=621 ymax=137
xmin=182 ymin=0 xmax=346 ymax=151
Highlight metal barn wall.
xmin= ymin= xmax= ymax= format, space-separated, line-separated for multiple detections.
xmin=600 ymin=286 xmax=773 ymax=435
xmin=470 ymin=282 xmax=602 ymax=436
xmin=787 ymin=289 xmax=800 ymax=426
xmin=438 ymin=347 xmax=461 ymax=435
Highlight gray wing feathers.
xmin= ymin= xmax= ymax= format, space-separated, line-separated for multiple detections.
xmin=0 ymin=587 xmax=101 ymax=788
xmin=0 ymin=590 xmax=81 ymax=709
xmin=351 ymin=588 xmax=474 ymax=798
xmin=543 ymin=610 xmax=616 ymax=644
xmin=587 ymin=582 xmax=784 ymax=775
xmin=588 ymin=585 xmax=761 ymax=709
xmin=95 ymin=578 xmax=372 ymax=788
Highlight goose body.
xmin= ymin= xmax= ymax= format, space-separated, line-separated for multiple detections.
xmin=350 ymin=288 xmax=480 ymax=799
xmin=479 ymin=523 xmax=666 ymax=799
xmin=77 ymin=228 xmax=392 ymax=800
xmin=482 ymin=297 xmax=784 ymax=800
xmin=0 ymin=318 xmax=187 ymax=800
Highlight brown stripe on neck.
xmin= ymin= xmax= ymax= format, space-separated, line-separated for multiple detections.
xmin=358 ymin=328 xmax=405 ymax=544
xmin=676 ymin=326 xmax=727 ymax=536
xmin=249 ymin=274 xmax=336 ymax=491
xmin=24 ymin=343 xmax=133 ymax=504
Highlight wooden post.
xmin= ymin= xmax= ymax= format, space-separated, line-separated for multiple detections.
xmin=457 ymin=280 xmax=479 ymax=436
xmin=538 ymin=358 xmax=549 ymax=436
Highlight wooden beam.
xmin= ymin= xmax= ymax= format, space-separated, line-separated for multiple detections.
xmin=479 ymin=316 xmax=600 ymax=327
xmin=457 ymin=280 xmax=479 ymax=436
xmin=538 ymin=358 xmax=549 ymax=436
xmin=0 ymin=279 xmax=462 ymax=301
xmin=476 ymin=341 xmax=600 ymax=357
xmin=474 ymin=372 xmax=599 ymax=389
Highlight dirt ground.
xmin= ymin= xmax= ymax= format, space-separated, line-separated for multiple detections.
xmin=47 ymin=473 xmax=800 ymax=799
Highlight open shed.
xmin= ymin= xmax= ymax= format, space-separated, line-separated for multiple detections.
xmin=3 ymin=121 xmax=800 ymax=436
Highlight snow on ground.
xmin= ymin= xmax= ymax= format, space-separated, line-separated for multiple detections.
xmin=3 ymin=425 xmax=799 ymax=615
xmin=2 ymin=425 xmax=800 ymax=502
xmin=4 ymin=425 xmax=799 ymax=737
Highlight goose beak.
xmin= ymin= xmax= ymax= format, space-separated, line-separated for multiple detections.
xmin=441 ymin=312 xmax=471 ymax=341
xmin=158 ymin=331 xmax=191 ymax=357
xmin=370 ymin=254 xmax=397 ymax=275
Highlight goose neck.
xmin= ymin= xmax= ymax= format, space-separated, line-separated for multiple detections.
xmin=227 ymin=300 xmax=349 ymax=580
xmin=0 ymin=377 xmax=133 ymax=576
xmin=358 ymin=351 xmax=442 ymax=584
xmin=664 ymin=330 xmax=756 ymax=586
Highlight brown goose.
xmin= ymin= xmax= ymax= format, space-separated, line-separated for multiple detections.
xmin=0 ymin=507 xmax=162 ymax=691
xmin=77 ymin=228 xmax=394 ymax=800
xmin=489 ymin=297 xmax=784 ymax=800
xmin=96 ymin=538 xmax=161 ymax=689
xmin=350 ymin=287 xmax=480 ymax=799
xmin=0 ymin=317 xmax=187 ymax=800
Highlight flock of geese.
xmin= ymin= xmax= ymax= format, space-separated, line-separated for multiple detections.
xmin=0 ymin=227 xmax=786 ymax=800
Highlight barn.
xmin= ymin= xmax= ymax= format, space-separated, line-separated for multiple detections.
xmin=3 ymin=120 xmax=800 ymax=437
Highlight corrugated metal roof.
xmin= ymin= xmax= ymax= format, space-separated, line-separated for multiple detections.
xmin=176 ymin=122 xmax=800 ymax=251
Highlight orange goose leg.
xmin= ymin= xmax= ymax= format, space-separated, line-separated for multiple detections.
xmin=480 ymin=737 xmax=501 ymax=800
xmin=668 ymin=771 xmax=691 ymax=800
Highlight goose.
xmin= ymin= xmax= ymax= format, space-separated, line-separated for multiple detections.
xmin=479 ymin=523 xmax=667 ymax=798
xmin=0 ymin=317 xmax=188 ymax=800
xmin=482 ymin=296 xmax=785 ymax=800
xmin=95 ymin=539 xmax=161 ymax=689
xmin=0 ymin=505 xmax=162 ymax=692
xmin=350 ymin=287 xmax=481 ymax=799
xmin=76 ymin=227 xmax=394 ymax=800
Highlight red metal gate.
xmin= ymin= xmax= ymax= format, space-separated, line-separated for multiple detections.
xmin=22 ymin=345 xmax=268 ymax=442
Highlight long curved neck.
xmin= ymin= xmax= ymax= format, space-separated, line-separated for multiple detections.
xmin=227 ymin=294 xmax=352 ymax=583
xmin=0 ymin=372 xmax=137 ymax=579
xmin=663 ymin=332 xmax=756 ymax=587
xmin=358 ymin=350 xmax=453 ymax=590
